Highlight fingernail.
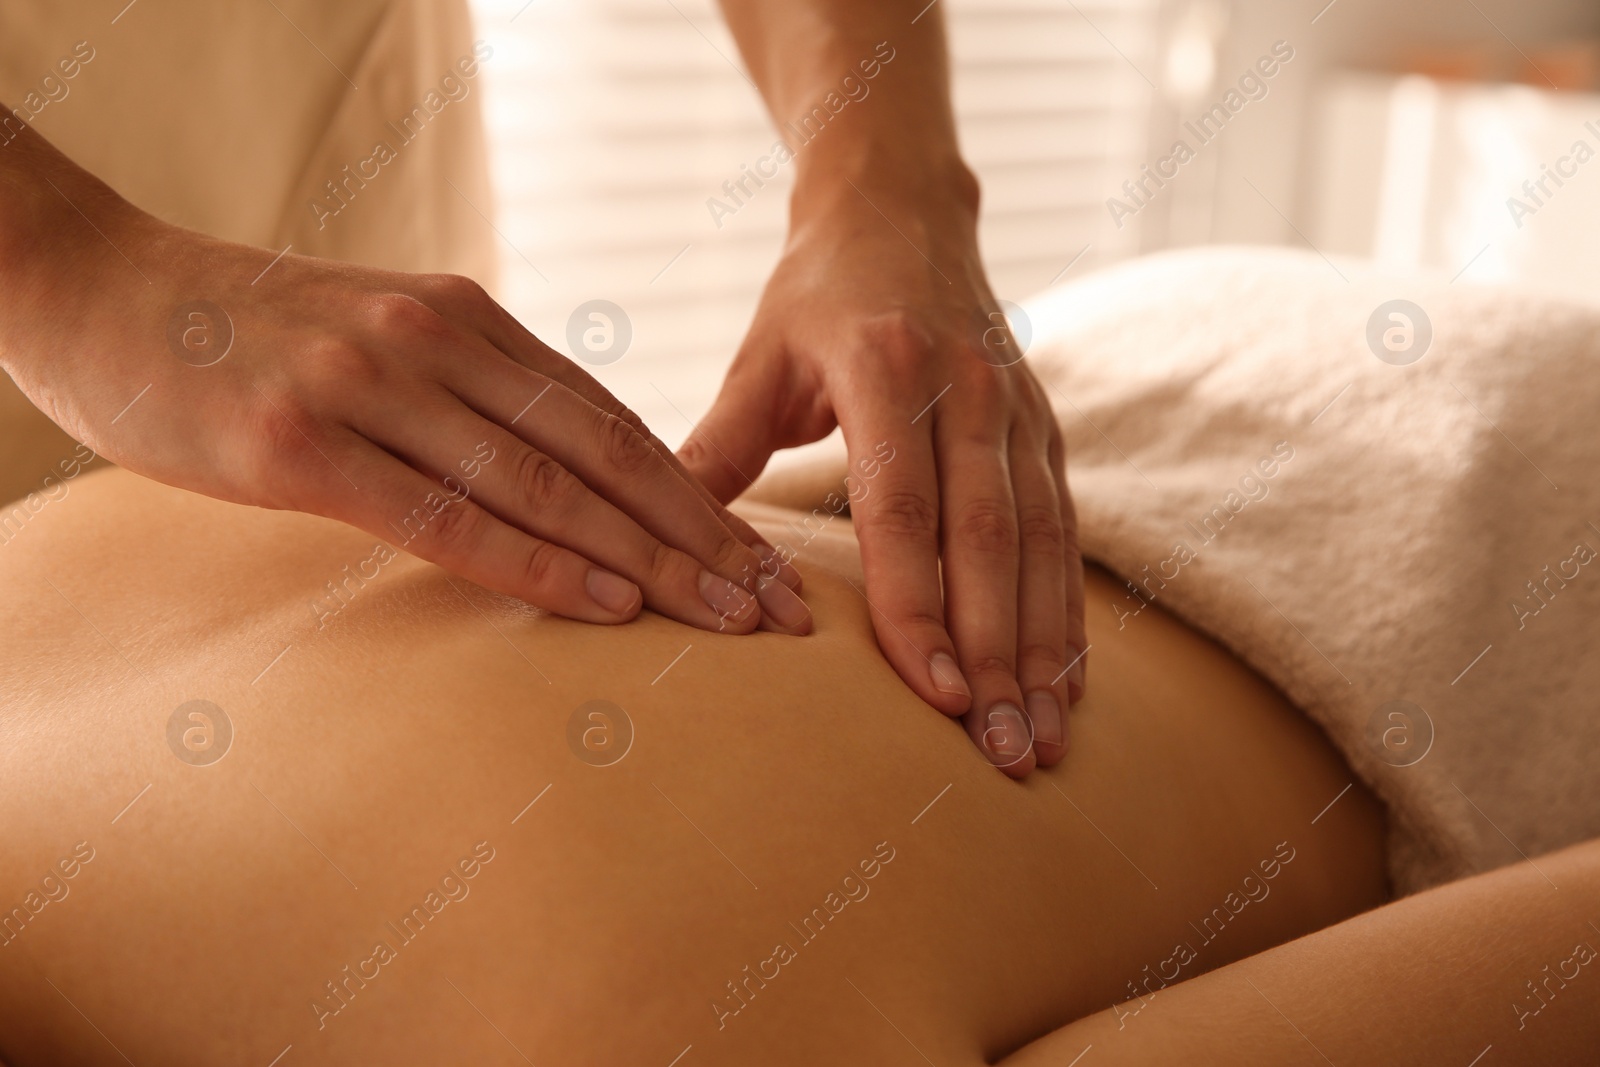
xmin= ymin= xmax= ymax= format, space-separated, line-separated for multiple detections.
xmin=1065 ymin=645 xmax=1088 ymax=704
xmin=757 ymin=543 xmax=802 ymax=590
xmin=928 ymin=652 xmax=970 ymax=699
xmin=985 ymin=703 xmax=1033 ymax=761
xmin=586 ymin=568 xmax=641 ymax=617
xmin=1026 ymin=691 xmax=1063 ymax=748
xmin=700 ymin=570 xmax=757 ymax=624
xmin=755 ymin=577 xmax=812 ymax=633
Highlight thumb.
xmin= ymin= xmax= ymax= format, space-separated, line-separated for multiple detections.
xmin=677 ymin=372 xmax=783 ymax=504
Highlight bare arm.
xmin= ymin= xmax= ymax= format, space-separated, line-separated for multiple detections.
xmin=0 ymin=106 xmax=809 ymax=635
xmin=690 ymin=0 xmax=1088 ymax=777
xmin=712 ymin=0 xmax=967 ymax=192
xmin=1001 ymin=838 xmax=1600 ymax=1064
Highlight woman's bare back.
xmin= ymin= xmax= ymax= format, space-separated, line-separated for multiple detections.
xmin=0 ymin=469 xmax=1385 ymax=1066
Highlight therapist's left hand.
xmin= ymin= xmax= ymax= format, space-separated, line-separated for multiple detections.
xmin=678 ymin=171 xmax=1087 ymax=778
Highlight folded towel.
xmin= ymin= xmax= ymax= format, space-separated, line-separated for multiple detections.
xmin=757 ymin=246 xmax=1600 ymax=895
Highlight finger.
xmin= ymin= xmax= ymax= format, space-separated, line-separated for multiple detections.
xmin=312 ymin=433 xmax=645 ymax=626
xmin=1011 ymin=419 xmax=1072 ymax=768
xmin=470 ymin=369 xmax=812 ymax=633
xmin=416 ymin=275 xmax=801 ymax=589
xmin=1052 ymin=425 xmax=1089 ymax=705
xmin=359 ymin=385 xmax=810 ymax=636
xmin=676 ymin=359 xmax=784 ymax=504
xmin=936 ymin=396 xmax=1033 ymax=777
xmin=837 ymin=386 xmax=971 ymax=717
xmin=439 ymin=352 xmax=810 ymax=635
xmin=962 ymin=701 xmax=1036 ymax=780
xmin=428 ymin=412 xmax=764 ymax=635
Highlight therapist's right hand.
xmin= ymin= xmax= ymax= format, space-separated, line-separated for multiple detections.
xmin=0 ymin=147 xmax=809 ymax=637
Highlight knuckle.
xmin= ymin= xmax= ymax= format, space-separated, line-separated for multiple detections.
xmin=367 ymin=292 xmax=446 ymax=341
xmin=1017 ymin=502 xmax=1066 ymax=553
xmin=710 ymin=536 xmax=758 ymax=585
xmin=642 ymin=536 xmax=686 ymax=589
xmin=520 ymin=537 xmax=567 ymax=593
xmin=860 ymin=311 xmax=934 ymax=365
xmin=420 ymin=494 xmax=483 ymax=556
xmin=952 ymin=499 xmax=1018 ymax=557
xmin=424 ymin=272 xmax=490 ymax=308
xmin=512 ymin=447 xmax=573 ymax=513
xmin=307 ymin=338 xmax=383 ymax=391
xmin=600 ymin=413 xmax=659 ymax=477
xmin=894 ymin=605 xmax=949 ymax=633
xmin=613 ymin=403 xmax=649 ymax=436
xmin=1017 ymin=641 xmax=1065 ymax=671
xmin=248 ymin=388 xmax=325 ymax=492
xmin=866 ymin=488 xmax=939 ymax=543
xmin=955 ymin=367 xmax=1008 ymax=407
xmin=963 ymin=652 xmax=1016 ymax=680
xmin=251 ymin=386 xmax=315 ymax=446
xmin=676 ymin=433 xmax=715 ymax=472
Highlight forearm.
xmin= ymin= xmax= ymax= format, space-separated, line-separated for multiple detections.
xmin=0 ymin=104 xmax=116 ymax=244
xmin=1001 ymin=837 xmax=1600 ymax=1065
xmin=714 ymin=0 xmax=977 ymax=223
xmin=0 ymin=106 xmax=146 ymax=375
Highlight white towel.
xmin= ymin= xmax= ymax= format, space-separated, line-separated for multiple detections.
xmin=761 ymin=246 xmax=1600 ymax=895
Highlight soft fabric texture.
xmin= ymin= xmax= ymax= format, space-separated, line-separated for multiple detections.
xmin=760 ymin=246 xmax=1600 ymax=896
xmin=0 ymin=0 xmax=495 ymax=278
xmin=0 ymin=0 xmax=496 ymax=506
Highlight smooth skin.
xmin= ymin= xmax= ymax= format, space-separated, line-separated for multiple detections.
xmin=685 ymin=0 xmax=1087 ymax=777
xmin=3 ymin=472 xmax=1597 ymax=1062
xmin=0 ymin=0 xmax=1085 ymax=777
xmin=1000 ymin=837 xmax=1600 ymax=1065
xmin=0 ymin=468 xmax=1376 ymax=1067
xmin=0 ymin=116 xmax=809 ymax=637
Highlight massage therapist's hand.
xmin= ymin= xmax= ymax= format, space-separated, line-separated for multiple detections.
xmin=701 ymin=0 xmax=1086 ymax=776
xmin=680 ymin=170 xmax=1086 ymax=775
xmin=0 ymin=124 xmax=808 ymax=636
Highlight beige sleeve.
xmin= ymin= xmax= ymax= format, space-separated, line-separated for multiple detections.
xmin=0 ymin=0 xmax=498 ymax=504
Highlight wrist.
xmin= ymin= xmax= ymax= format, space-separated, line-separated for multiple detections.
xmin=788 ymin=142 xmax=980 ymax=240
xmin=0 ymin=120 xmax=152 ymax=374
xmin=0 ymin=113 xmax=148 ymax=254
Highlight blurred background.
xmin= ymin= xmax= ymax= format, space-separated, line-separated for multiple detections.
xmin=466 ymin=0 xmax=1600 ymax=451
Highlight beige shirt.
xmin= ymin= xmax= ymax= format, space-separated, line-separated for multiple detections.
xmin=0 ymin=0 xmax=498 ymax=501
xmin=1 ymin=0 xmax=496 ymax=275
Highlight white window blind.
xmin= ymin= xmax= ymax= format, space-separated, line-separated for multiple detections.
xmin=469 ymin=0 xmax=1160 ymax=448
